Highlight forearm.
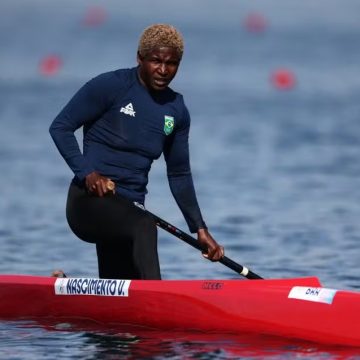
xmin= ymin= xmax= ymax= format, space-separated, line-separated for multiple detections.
xmin=49 ymin=121 xmax=94 ymax=180
xmin=168 ymin=172 xmax=206 ymax=233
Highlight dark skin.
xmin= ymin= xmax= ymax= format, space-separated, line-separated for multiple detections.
xmin=86 ymin=46 xmax=224 ymax=261
xmin=136 ymin=46 xmax=180 ymax=91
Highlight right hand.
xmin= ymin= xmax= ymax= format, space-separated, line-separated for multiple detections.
xmin=197 ymin=228 xmax=224 ymax=262
xmin=85 ymin=171 xmax=115 ymax=197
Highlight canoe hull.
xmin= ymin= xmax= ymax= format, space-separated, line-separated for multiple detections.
xmin=0 ymin=275 xmax=359 ymax=347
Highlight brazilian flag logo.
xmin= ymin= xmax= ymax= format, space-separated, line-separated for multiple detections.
xmin=164 ymin=115 xmax=174 ymax=135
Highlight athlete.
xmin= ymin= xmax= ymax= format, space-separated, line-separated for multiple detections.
xmin=49 ymin=24 xmax=224 ymax=280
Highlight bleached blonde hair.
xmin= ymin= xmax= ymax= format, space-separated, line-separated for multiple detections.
xmin=138 ymin=24 xmax=184 ymax=58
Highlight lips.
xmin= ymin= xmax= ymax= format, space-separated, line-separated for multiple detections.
xmin=154 ymin=78 xmax=168 ymax=88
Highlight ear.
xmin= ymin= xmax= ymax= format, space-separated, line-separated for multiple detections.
xmin=137 ymin=51 xmax=143 ymax=65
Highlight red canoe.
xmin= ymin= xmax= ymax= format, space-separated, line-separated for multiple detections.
xmin=0 ymin=274 xmax=359 ymax=347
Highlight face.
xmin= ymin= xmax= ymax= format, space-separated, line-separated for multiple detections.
xmin=137 ymin=47 xmax=181 ymax=91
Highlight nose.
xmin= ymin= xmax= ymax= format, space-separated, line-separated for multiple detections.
xmin=158 ymin=63 xmax=168 ymax=76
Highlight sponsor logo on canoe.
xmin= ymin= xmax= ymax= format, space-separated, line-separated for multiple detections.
xmin=54 ymin=278 xmax=131 ymax=297
xmin=202 ymin=281 xmax=224 ymax=290
xmin=288 ymin=286 xmax=337 ymax=304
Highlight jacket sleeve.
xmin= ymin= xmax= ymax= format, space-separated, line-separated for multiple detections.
xmin=49 ymin=73 xmax=113 ymax=180
xmin=163 ymin=104 xmax=207 ymax=233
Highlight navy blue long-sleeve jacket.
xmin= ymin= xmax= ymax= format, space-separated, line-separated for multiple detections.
xmin=49 ymin=67 xmax=206 ymax=232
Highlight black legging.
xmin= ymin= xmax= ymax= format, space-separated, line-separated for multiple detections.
xmin=66 ymin=183 xmax=161 ymax=280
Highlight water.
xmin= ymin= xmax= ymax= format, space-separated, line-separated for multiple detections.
xmin=1 ymin=0 xmax=360 ymax=358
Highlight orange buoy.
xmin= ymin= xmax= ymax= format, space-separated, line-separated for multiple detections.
xmin=82 ymin=6 xmax=107 ymax=27
xmin=244 ymin=12 xmax=268 ymax=33
xmin=270 ymin=69 xmax=296 ymax=90
xmin=39 ymin=55 xmax=62 ymax=76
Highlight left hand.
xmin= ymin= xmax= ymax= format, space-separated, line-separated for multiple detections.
xmin=197 ymin=228 xmax=224 ymax=261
